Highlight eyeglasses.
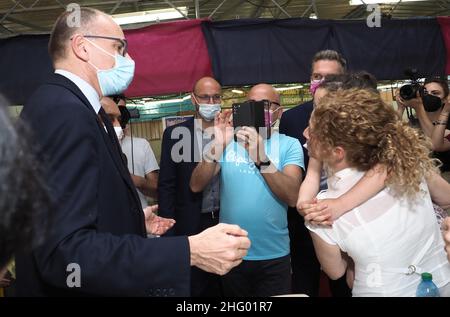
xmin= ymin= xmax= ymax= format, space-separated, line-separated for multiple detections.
xmin=268 ymin=101 xmax=281 ymax=109
xmin=194 ymin=93 xmax=222 ymax=103
xmin=84 ymin=35 xmax=128 ymax=57
xmin=249 ymin=99 xmax=281 ymax=110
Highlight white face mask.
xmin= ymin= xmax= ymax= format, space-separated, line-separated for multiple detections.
xmin=198 ymin=104 xmax=221 ymax=121
xmin=86 ymin=38 xmax=135 ymax=96
xmin=114 ymin=126 xmax=124 ymax=140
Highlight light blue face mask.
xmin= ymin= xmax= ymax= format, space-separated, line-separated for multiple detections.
xmin=87 ymin=38 xmax=135 ymax=96
xmin=198 ymin=104 xmax=221 ymax=121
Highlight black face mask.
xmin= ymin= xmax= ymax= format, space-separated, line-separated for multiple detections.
xmin=422 ymin=94 xmax=443 ymax=112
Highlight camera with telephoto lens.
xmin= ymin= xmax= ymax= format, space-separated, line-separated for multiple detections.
xmin=399 ymin=68 xmax=423 ymax=100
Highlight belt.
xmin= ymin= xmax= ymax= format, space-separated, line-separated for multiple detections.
xmin=201 ymin=209 xmax=219 ymax=219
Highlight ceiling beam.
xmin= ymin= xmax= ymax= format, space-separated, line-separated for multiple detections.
xmin=217 ymin=0 xmax=246 ymax=19
xmin=29 ymin=0 xmax=41 ymax=9
xmin=0 ymin=0 xmax=22 ymax=24
xmin=250 ymin=0 xmax=266 ymax=18
xmin=54 ymin=0 xmax=66 ymax=9
xmin=275 ymin=0 xmax=292 ymax=18
xmin=4 ymin=15 xmax=48 ymax=32
xmin=195 ymin=0 xmax=200 ymax=18
xmin=342 ymin=4 xmax=366 ymax=19
xmin=0 ymin=1 xmax=137 ymax=14
xmin=110 ymin=0 xmax=125 ymax=14
xmin=428 ymin=7 xmax=450 ymax=15
xmin=311 ymin=0 xmax=318 ymax=19
xmin=270 ymin=0 xmax=291 ymax=18
xmin=301 ymin=4 xmax=312 ymax=17
xmin=164 ymin=0 xmax=189 ymax=19
xmin=11 ymin=0 xmax=27 ymax=10
xmin=208 ymin=0 xmax=227 ymax=19
xmin=0 ymin=23 xmax=13 ymax=34
xmin=434 ymin=0 xmax=447 ymax=10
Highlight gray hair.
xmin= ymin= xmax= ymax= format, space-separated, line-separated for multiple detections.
xmin=48 ymin=7 xmax=101 ymax=62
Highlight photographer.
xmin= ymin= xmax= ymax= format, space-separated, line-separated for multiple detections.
xmin=190 ymin=84 xmax=304 ymax=296
xmin=396 ymin=76 xmax=450 ymax=173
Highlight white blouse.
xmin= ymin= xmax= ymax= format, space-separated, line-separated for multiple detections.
xmin=307 ymin=168 xmax=450 ymax=297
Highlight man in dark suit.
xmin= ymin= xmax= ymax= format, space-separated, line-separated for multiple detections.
xmin=279 ymin=50 xmax=349 ymax=297
xmin=159 ymin=77 xmax=224 ymax=296
xmin=16 ymin=8 xmax=250 ymax=296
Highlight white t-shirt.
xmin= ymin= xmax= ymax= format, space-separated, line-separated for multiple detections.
xmin=307 ymin=168 xmax=450 ymax=297
xmin=121 ymin=136 xmax=159 ymax=208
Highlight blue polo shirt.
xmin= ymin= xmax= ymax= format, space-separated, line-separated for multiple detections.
xmin=219 ymin=132 xmax=304 ymax=260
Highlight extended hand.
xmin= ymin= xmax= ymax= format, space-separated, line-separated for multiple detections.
xmin=395 ymin=90 xmax=422 ymax=110
xmin=143 ymin=205 xmax=176 ymax=236
xmin=213 ymin=110 xmax=234 ymax=151
xmin=188 ymin=223 xmax=251 ymax=275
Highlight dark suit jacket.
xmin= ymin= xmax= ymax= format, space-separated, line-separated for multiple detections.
xmin=17 ymin=74 xmax=190 ymax=296
xmin=158 ymin=118 xmax=204 ymax=236
xmin=279 ymin=100 xmax=313 ymax=171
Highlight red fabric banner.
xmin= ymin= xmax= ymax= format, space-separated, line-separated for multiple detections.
xmin=124 ymin=19 xmax=213 ymax=97
xmin=437 ymin=17 xmax=450 ymax=75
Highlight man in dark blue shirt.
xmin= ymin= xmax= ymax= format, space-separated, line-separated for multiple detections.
xmin=279 ymin=49 xmax=349 ymax=297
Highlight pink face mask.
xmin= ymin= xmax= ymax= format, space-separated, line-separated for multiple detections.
xmin=309 ymin=79 xmax=324 ymax=95
xmin=264 ymin=107 xmax=282 ymax=127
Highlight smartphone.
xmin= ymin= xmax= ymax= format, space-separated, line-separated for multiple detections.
xmin=232 ymin=100 xmax=270 ymax=141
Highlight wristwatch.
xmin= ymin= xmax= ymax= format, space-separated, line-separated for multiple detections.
xmin=255 ymin=158 xmax=271 ymax=170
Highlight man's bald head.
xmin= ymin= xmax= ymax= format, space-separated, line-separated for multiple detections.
xmin=191 ymin=77 xmax=222 ymax=114
xmin=247 ymin=84 xmax=280 ymax=104
xmin=193 ymin=77 xmax=221 ymax=96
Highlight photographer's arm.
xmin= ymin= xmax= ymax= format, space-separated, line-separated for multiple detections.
xmin=190 ymin=157 xmax=220 ymax=193
xmin=415 ymin=103 xmax=435 ymax=138
xmin=431 ymin=105 xmax=450 ymax=152
xmin=190 ymin=111 xmax=233 ymax=193
xmin=397 ymin=91 xmax=434 ymax=137
xmin=426 ymin=170 xmax=450 ymax=210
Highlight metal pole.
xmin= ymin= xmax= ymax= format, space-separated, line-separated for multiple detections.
xmin=164 ymin=0 xmax=189 ymax=19
xmin=209 ymin=0 xmax=227 ymax=18
xmin=270 ymin=0 xmax=291 ymax=18
xmin=195 ymin=0 xmax=200 ymax=18
xmin=0 ymin=0 xmax=22 ymax=24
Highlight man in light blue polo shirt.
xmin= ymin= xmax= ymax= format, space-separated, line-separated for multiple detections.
xmin=190 ymin=84 xmax=303 ymax=296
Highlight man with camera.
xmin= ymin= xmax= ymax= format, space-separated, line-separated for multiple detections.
xmin=190 ymin=84 xmax=303 ymax=296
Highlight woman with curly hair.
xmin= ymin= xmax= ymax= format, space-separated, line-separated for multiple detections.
xmin=304 ymin=89 xmax=450 ymax=296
